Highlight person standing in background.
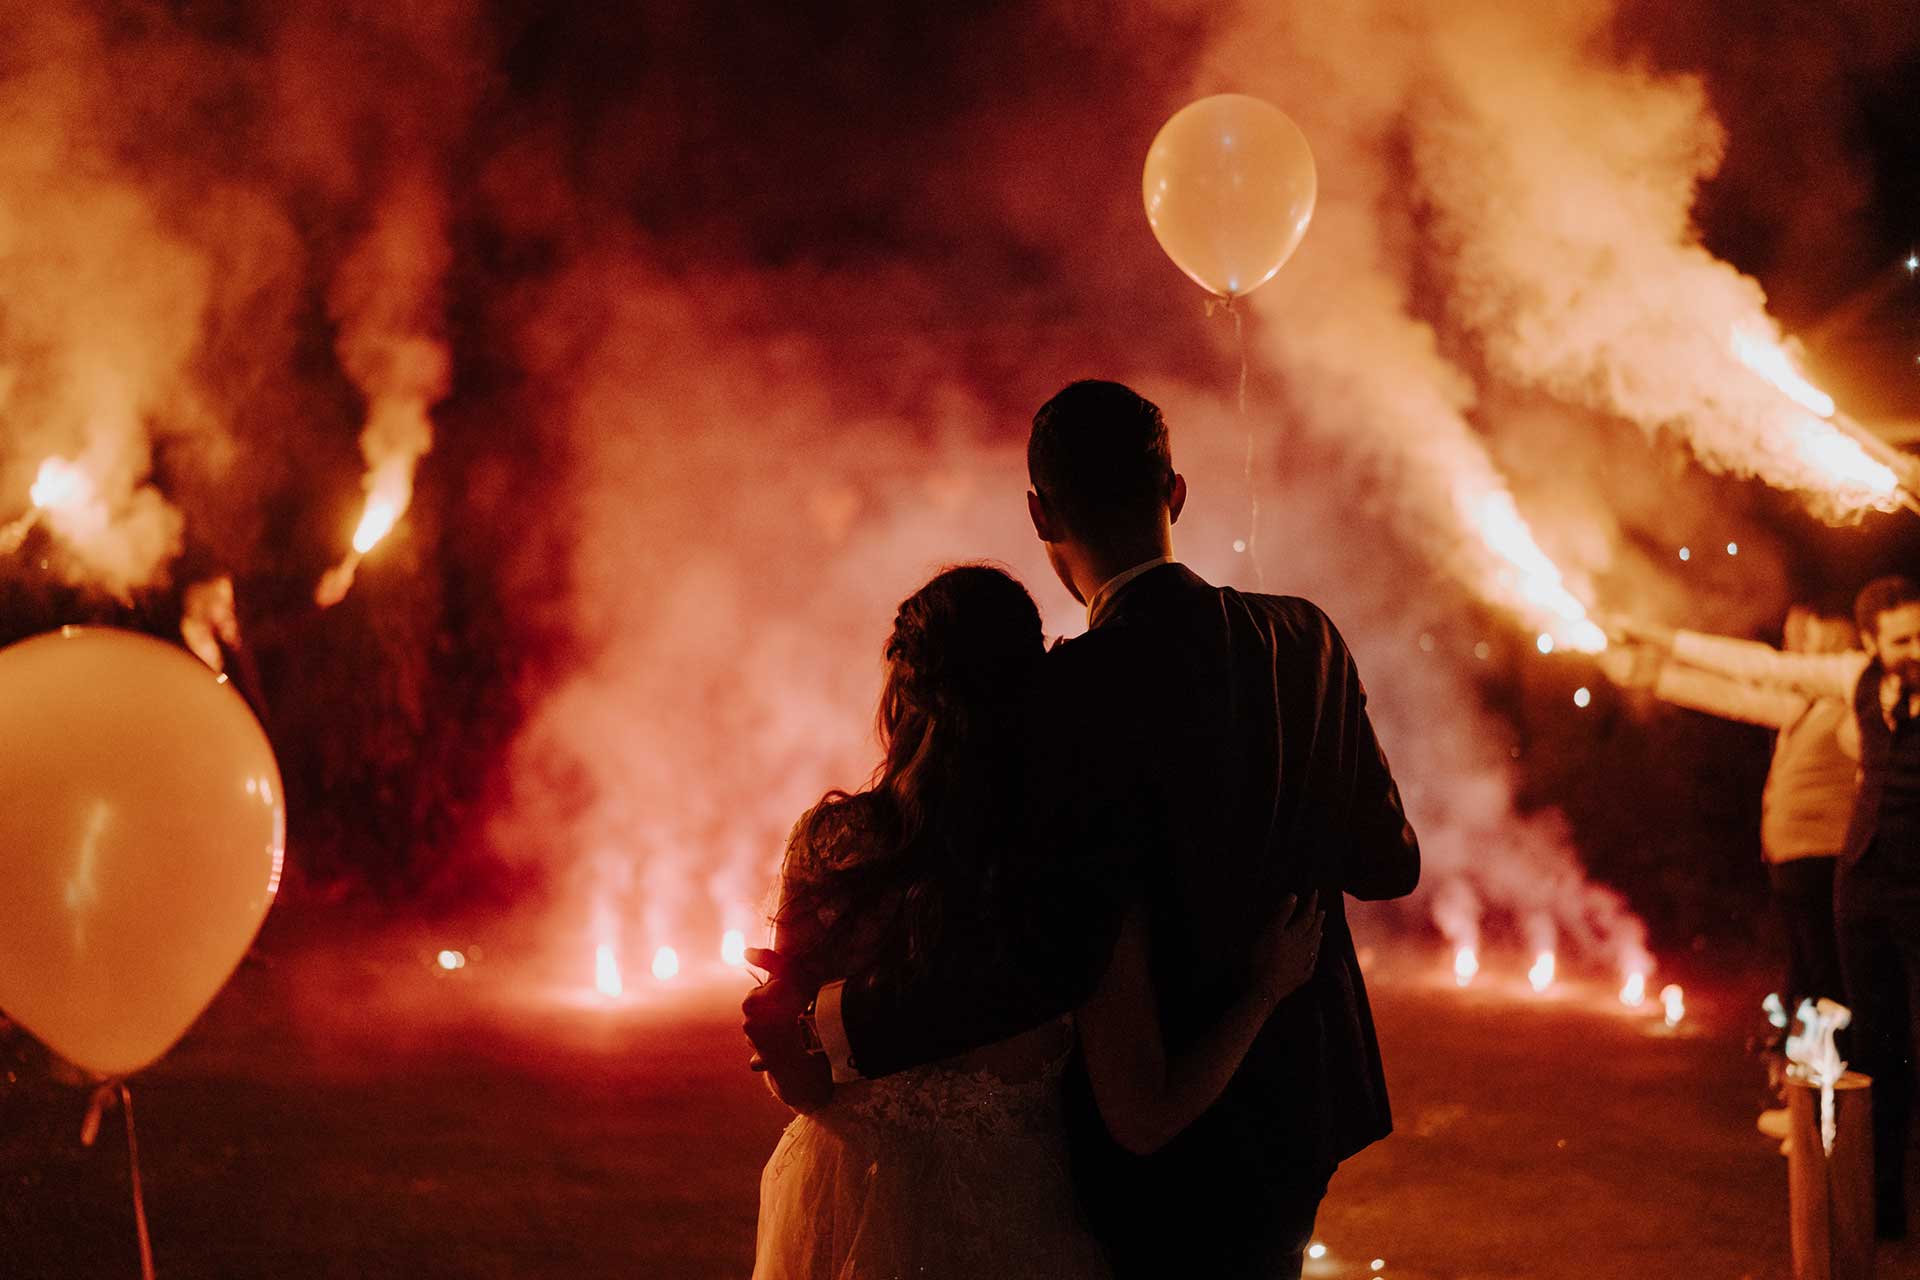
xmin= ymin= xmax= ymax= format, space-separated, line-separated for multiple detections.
xmin=1613 ymin=578 xmax=1920 ymax=1239
xmin=1602 ymin=606 xmax=1857 ymax=1021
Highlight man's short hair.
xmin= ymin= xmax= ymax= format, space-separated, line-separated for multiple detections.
xmin=1027 ymin=380 xmax=1175 ymax=543
xmin=1854 ymin=576 xmax=1920 ymax=636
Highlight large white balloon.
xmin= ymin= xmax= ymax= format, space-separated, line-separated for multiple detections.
xmin=1143 ymin=94 xmax=1318 ymax=299
xmin=0 ymin=627 xmax=284 ymax=1077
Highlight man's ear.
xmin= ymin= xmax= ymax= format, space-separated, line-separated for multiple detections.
xmin=1168 ymin=473 xmax=1188 ymax=525
xmin=1028 ymin=490 xmax=1060 ymax=542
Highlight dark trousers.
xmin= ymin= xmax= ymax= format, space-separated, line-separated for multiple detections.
xmin=1107 ymin=1168 xmax=1331 ymax=1280
xmin=1770 ymin=857 xmax=1844 ymax=1014
xmin=1836 ymin=869 xmax=1920 ymax=1232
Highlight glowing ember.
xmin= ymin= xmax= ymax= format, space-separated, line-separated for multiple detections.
xmin=1536 ymin=633 xmax=1555 ymax=655
xmin=1307 ymin=1243 xmax=1328 ymax=1260
xmin=1370 ymin=1260 xmax=1386 ymax=1273
xmin=652 ymin=945 xmax=680 ymax=981
xmin=435 ymin=949 xmax=466 ymax=971
xmin=1618 ymin=972 xmax=1646 ymax=1008
xmin=1730 ymin=327 xmax=1836 ymax=418
xmin=29 ymin=457 xmax=93 ymax=512
xmin=1573 ymin=687 xmax=1592 ymax=709
xmin=1660 ymin=983 xmax=1685 ymax=1027
xmin=1678 ymin=546 xmax=1691 ymax=562
xmin=351 ymin=491 xmax=404 ymax=555
xmin=1528 ymin=951 xmax=1556 ymax=993
xmin=1726 ymin=542 xmax=1739 ymax=556
xmin=1453 ymin=945 xmax=1479 ymax=987
xmin=594 ymin=943 xmax=624 ymax=998
xmin=720 ymin=929 xmax=748 ymax=967
xmin=1463 ymin=490 xmax=1607 ymax=654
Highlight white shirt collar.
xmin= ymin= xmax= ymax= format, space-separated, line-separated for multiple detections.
xmin=1086 ymin=556 xmax=1177 ymax=628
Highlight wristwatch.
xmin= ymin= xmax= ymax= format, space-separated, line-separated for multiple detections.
xmin=796 ymin=994 xmax=826 ymax=1056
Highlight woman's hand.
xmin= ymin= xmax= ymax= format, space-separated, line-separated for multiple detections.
xmin=1252 ymin=892 xmax=1324 ymax=1007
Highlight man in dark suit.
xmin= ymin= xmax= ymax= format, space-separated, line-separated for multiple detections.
xmin=747 ymin=379 xmax=1420 ymax=1277
xmin=1836 ymin=576 xmax=1920 ymax=1239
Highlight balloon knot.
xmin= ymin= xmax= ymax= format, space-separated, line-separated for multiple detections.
xmin=80 ymin=1079 xmax=120 ymax=1147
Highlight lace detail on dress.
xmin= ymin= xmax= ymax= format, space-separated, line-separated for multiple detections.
xmin=753 ymin=1032 xmax=1109 ymax=1280
xmin=835 ymin=1052 xmax=1068 ymax=1139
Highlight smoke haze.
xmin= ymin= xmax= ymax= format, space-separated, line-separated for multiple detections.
xmin=0 ymin=0 xmax=1913 ymax=985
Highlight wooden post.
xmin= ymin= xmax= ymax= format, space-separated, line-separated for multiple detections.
xmin=1787 ymin=1071 xmax=1875 ymax=1280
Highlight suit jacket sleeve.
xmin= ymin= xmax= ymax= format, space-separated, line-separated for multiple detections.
xmin=1338 ymin=642 xmax=1421 ymax=902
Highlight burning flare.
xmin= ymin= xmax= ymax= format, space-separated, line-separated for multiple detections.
xmin=651 ymin=946 xmax=680 ymax=982
xmin=594 ymin=943 xmax=624 ymax=999
xmin=1730 ymin=328 xmax=1834 ymax=418
xmin=1461 ymin=489 xmax=1607 ymax=654
xmin=1618 ymin=971 xmax=1646 ymax=1008
xmin=30 ymin=457 xmax=94 ymax=512
xmin=352 ymin=489 xmax=404 ymax=556
xmin=4 ymin=456 xmax=96 ymax=553
xmin=721 ymin=929 xmax=748 ymax=967
xmin=1453 ymin=945 xmax=1479 ymax=988
xmin=1527 ymin=951 xmax=1556 ymax=993
xmin=1660 ymin=983 xmax=1685 ymax=1028
xmin=1728 ymin=326 xmax=1910 ymax=513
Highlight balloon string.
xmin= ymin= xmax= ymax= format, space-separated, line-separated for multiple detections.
xmin=80 ymin=1082 xmax=155 ymax=1280
xmin=1228 ymin=300 xmax=1263 ymax=589
xmin=121 ymin=1083 xmax=156 ymax=1280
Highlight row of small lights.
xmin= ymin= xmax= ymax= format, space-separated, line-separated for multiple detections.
xmin=1453 ymin=946 xmax=1684 ymax=1026
xmin=432 ymin=929 xmax=756 ymax=997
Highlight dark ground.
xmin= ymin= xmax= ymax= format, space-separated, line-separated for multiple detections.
xmin=5 ymin=939 xmax=1920 ymax=1280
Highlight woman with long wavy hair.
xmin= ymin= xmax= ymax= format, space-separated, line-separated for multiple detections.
xmin=751 ymin=565 xmax=1321 ymax=1280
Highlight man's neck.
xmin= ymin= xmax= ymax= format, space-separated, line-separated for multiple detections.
xmin=1076 ymin=541 xmax=1174 ymax=603
xmin=1084 ymin=553 xmax=1177 ymax=628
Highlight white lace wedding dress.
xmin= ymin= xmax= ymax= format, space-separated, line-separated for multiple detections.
xmin=751 ymin=1018 xmax=1112 ymax=1280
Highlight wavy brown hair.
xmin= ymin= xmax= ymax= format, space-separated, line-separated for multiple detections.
xmin=776 ymin=564 xmax=1044 ymax=977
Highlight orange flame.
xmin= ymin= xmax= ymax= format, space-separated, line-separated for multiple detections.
xmin=30 ymin=457 xmax=93 ymax=513
xmin=1730 ymin=327 xmax=1905 ymax=507
xmin=351 ymin=490 xmax=404 ymax=555
xmin=1789 ymin=422 xmax=1902 ymax=499
xmin=1461 ymin=490 xmax=1607 ymax=653
xmin=1453 ymin=944 xmax=1479 ymax=987
xmin=1618 ymin=971 xmax=1646 ymax=1008
xmin=1528 ymin=951 xmax=1556 ymax=993
xmin=1730 ymin=328 xmax=1835 ymax=418
xmin=594 ymin=943 xmax=624 ymax=998
xmin=651 ymin=945 xmax=680 ymax=981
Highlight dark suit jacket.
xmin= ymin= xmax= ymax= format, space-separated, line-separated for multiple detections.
xmin=1842 ymin=656 xmax=1920 ymax=880
xmin=836 ymin=564 xmax=1419 ymax=1259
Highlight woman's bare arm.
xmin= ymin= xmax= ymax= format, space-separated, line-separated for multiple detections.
xmin=1076 ymin=895 xmax=1322 ymax=1156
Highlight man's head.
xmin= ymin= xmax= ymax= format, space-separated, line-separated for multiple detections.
xmin=1854 ymin=576 xmax=1920 ymax=677
xmin=1026 ymin=380 xmax=1187 ymax=602
xmin=1784 ymin=605 xmax=1857 ymax=656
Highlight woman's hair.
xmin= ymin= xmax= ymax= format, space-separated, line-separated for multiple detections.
xmin=776 ymin=564 xmax=1044 ymax=976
